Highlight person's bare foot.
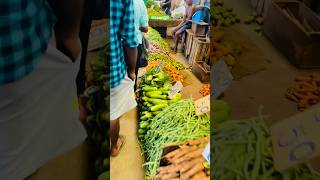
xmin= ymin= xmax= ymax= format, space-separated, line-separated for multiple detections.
xmin=171 ymin=46 xmax=177 ymax=54
xmin=111 ymin=135 xmax=126 ymax=157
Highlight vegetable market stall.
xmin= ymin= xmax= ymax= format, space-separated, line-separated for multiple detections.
xmin=135 ymin=27 xmax=211 ymax=179
xmin=145 ymin=0 xmax=183 ymax=37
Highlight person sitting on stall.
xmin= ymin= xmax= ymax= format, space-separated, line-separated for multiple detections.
xmin=171 ymin=0 xmax=196 ymax=53
xmin=160 ymin=0 xmax=171 ymax=15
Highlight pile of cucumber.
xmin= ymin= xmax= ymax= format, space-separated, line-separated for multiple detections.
xmin=138 ymin=68 xmax=182 ymax=140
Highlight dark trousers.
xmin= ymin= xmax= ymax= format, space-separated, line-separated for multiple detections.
xmin=134 ymin=44 xmax=143 ymax=90
xmin=76 ymin=0 xmax=108 ymax=95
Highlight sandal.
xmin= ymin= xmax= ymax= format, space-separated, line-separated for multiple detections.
xmin=111 ymin=135 xmax=126 ymax=157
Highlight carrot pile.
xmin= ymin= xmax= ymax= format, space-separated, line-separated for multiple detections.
xmin=165 ymin=66 xmax=184 ymax=82
xmin=146 ymin=60 xmax=184 ymax=82
xmin=155 ymin=137 xmax=210 ymax=180
xmin=286 ymin=73 xmax=320 ymax=111
xmin=199 ymin=84 xmax=210 ymax=97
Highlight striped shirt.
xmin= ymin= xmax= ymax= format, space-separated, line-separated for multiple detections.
xmin=0 ymin=0 xmax=56 ymax=85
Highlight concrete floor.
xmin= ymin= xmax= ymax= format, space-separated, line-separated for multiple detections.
xmin=110 ymin=109 xmax=145 ymax=180
xmin=222 ymin=0 xmax=319 ymax=125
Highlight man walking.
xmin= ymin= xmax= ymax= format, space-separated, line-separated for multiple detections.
xmin=133 ymin=0 xmax=149 ymax=89
xmin=110 ymin=0 xmax=139 ymax=156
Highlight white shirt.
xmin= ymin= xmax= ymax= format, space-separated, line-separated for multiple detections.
xmin=133 ymin=0 xmax=149 ymax=44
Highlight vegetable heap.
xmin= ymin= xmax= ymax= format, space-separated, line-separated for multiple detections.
xmin=141 ymin=99 xmax=210 ymax=178
xmin=211 ymin=29 xmax=240 ymax=67
xmin=145 ymin=27 xmax=185 ymax=70
xmin=149 ymin=44 xmax=160 ymax=53
xmin=138 ymin=68 xmax=182 ymax=140
xmin=145 ymin=0 xmax=161 ymax=11
xmin=286 ymin=73 xmax=320 ymax=111
xmin=212 ymin=108 xmax=320 ymax=179
xmin=147 ymin=8 xmax=164 ymax=16
xmin=211 ymin=100 xmax=231 ymax=125
xmin=156 ymin=137 xmax=210 ymax=180
xmin=146 ymin=60 xmax=184 ymax=82
xmin=243 ymin=12 xmax=264 ymax=34
xmin=84 ymin=46 xmax=109 ymax=180
xmin=145 ymin=28 xmax=172 ymax=52
xmin=199 ymin=84 xmax=210 ymax=97
xmin=148 ymin=52 xmax=185 ymax=70
xmin=149 ymin=14 xmax=171 ymax=21
xmin=211 ymin=0 xmax=240 ymax=29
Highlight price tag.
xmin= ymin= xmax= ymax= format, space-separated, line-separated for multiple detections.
xmin=212 ymin=60 xmax=233 ymax=99
xmin=168 ymin=81 xmax=183 ymax=99
xmin=195 ymin=95 xmax=210 ymax=115
xmin=271 ymin=104 xmax=320 ymax=171
xmin=202 ymin=143 xmax=210 ymax=164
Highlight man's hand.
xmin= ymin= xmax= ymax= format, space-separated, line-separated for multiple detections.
xmin=56 ymin=36 xmax=81 ymax=62
xmin=128 ymin=71 xmax=136 ymax=82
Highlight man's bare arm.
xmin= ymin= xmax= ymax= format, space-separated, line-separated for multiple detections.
xmin=140 ymin=27 xmax=148 ymax=33
xmin=124 ymin=47 xmax=138 ymax=81
xmin=48 ymin=0 xmax=84 ymax=37
xmin=47 ymin=0 xmax=85 ymax=61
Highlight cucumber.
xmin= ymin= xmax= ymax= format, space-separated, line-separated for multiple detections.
xmin=146 ymin=98 xmax=167 ymax=105
xmin=152 ymin=111 xmax=162 ymax=116
xmin=146 ymin=91 xmax=162 ymax=97
xmin=151 ymin=104 xmax=168 ymax=111
xmin=140 ymin=121 xmax=149 ymax=128
xmin=98 ymin=172 xmax=109 ymax=180
xmin=138 ymin=129 xmax=145 ymax=134
xmin=142 ymin=86 xmax=158 ymax=92
xmin=159 ymin=87 xmax=171 ymax=92
xmin=142 ymin=96 xmax=148 ymax=101
xmin=149 ymin=94 xmax=167 ymax=99
xmin=140 ymin=112 xmax=152 ymax=121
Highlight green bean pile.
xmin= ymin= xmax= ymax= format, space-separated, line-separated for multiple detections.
xmin=141 ymin=99 xmax=210 ymax=178
xmin=212 ymin=109 xmax=320 ymax=180
xmin=145 ymin=28 xmax=171 ymax=52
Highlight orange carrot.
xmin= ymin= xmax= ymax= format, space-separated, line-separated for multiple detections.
xmin=171 ymin=146 xmax=197 ymax=161
xmin=185 ymin=149 xmax=203 ymax=159
xmin=188 ymin=137 xmax=208 ymax=146
xmin=190 ymin=171 xmax=207 ymax=180
xmin=295 ymin=76 xmax=312 ymax=82
xmin=164 ymin=148 xmax=181 ymax=159
xmin=155 ymin=172 xmax=179 ymax=180
xmin=180 ymin=163 xmax=204 ymax=180
xmin=157 ymin=164 xmax=179 ymax=174
xmin=180 ymin=157 xmax=205 ymax=173
xmin=286 ymin=93 xmax=299 ymax=102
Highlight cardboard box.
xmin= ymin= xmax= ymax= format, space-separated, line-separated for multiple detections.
xmin=264 ymin=1 xmax=320 ymax=68
xmin=192 ymin=61 xmax=210 ymax=83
